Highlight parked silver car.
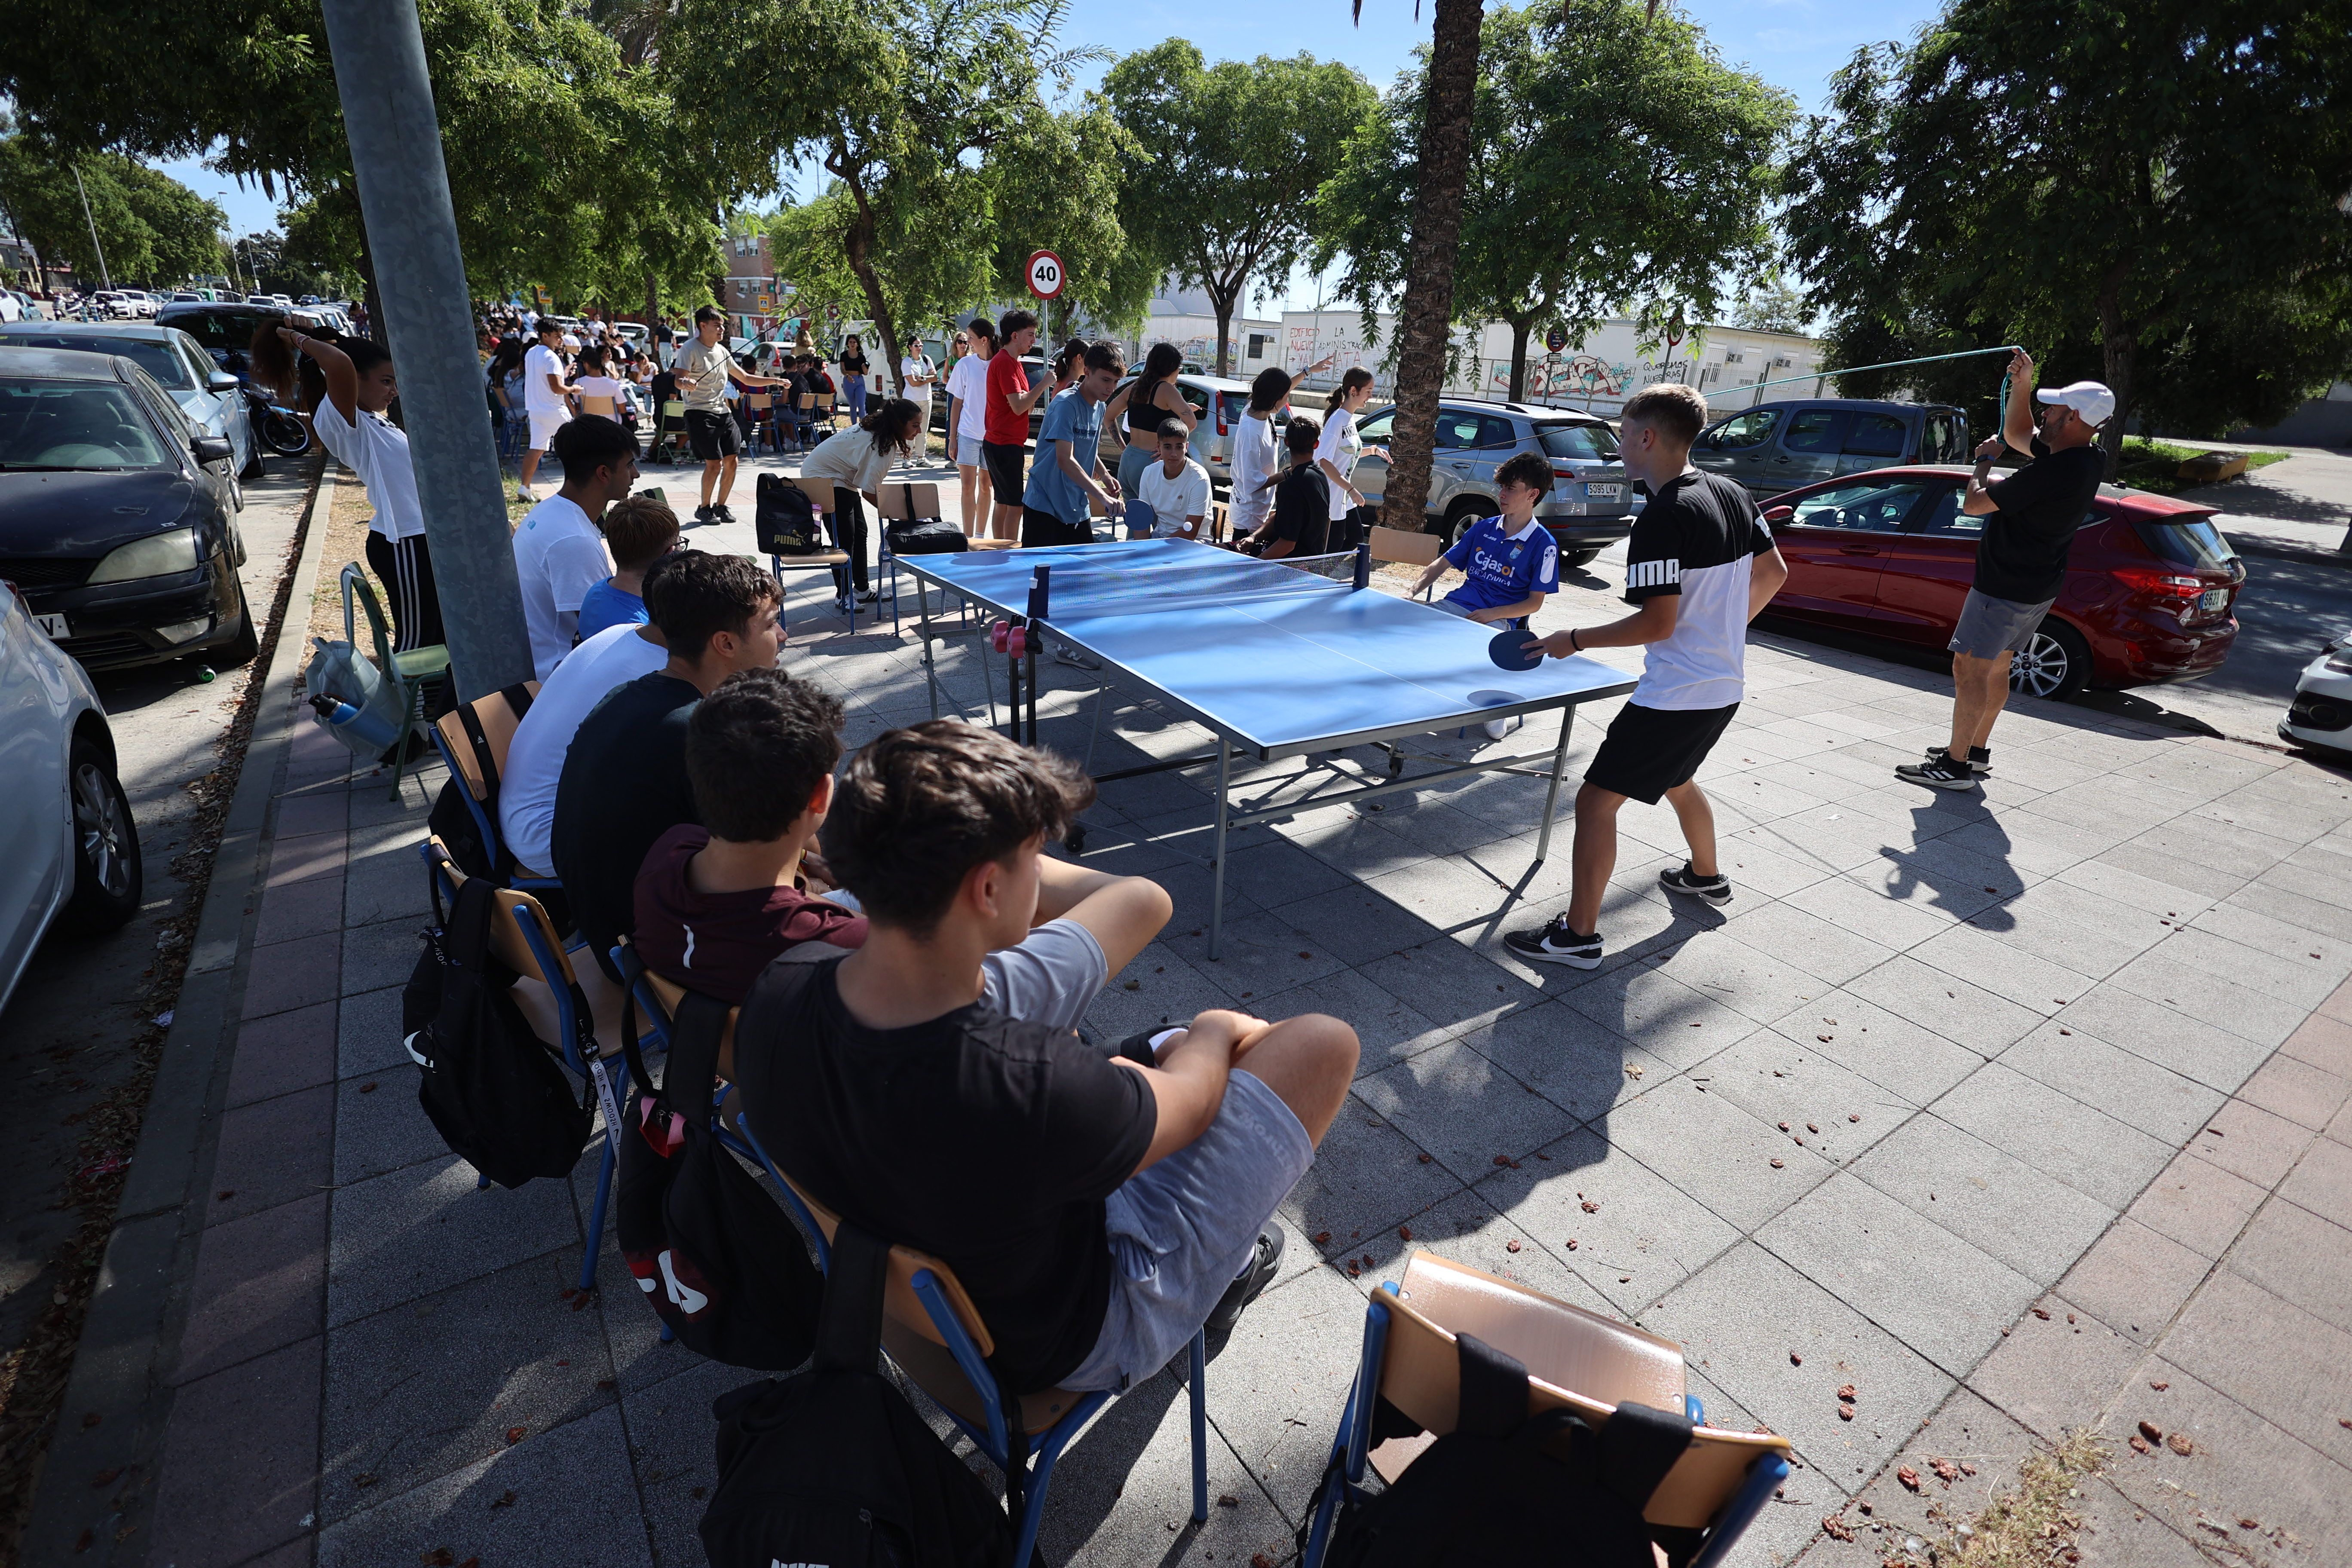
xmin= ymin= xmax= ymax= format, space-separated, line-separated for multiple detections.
xmin=1349 ymin=398 xmax=1634 ymax=565
xmin=1693 ymin=398 xmax=1970 ymax=497
xmin=0 ymin=320 xmax=261 ymax=482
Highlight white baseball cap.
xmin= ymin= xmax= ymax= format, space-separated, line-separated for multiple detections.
xmin=2035 ymin=380 xmax=2115 ymax=426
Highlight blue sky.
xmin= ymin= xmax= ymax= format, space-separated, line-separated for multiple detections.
xmin=164 ymin=0 xmax=1945 ymax=307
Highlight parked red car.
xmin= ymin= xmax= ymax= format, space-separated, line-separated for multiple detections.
xmin=1756 ymin=465 xmax=2243 ymax=696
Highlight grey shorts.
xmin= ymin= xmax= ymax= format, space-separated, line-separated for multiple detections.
xmin=957 ymin=430 xmax=985 ymax=468
xmin=1061 ymin=1068 xmax=1313 ymax=1393
xmin=1950 ymin=589 xmax=2055 ymax=659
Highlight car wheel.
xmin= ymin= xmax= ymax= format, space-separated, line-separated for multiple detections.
xmin=214 ymin=583 xmax=261 ymax=668
xmin=1564 ymin=548 xmax=1601 ymax=569
xmin=239 ymin=450 xmax=264 ymax=481
xmin=59 ymin=738 xmax=142 ymax=935
xmin=2009 ymin=620 xmax=2090 ymax=699
xmin=1445 ymin=500 xmax=1486 ymax=546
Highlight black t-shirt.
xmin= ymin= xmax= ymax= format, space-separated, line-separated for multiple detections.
xmin=1976 ymin=436 xmax=2104 ymax=604
xmin=549 ymin=671 xmax=701 ymax=962
xmin=1265 ymin=462 xmax=1334 ymax=554
xmin=735 ymin=959 xmax=1158 ymax=1391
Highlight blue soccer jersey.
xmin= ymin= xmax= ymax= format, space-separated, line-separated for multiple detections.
xmin=1442 ymin=516 xmax=1560 ymax=614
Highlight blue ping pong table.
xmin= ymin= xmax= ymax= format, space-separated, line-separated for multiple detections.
xmin=899 ymin=538 xmax=1635 ymax=958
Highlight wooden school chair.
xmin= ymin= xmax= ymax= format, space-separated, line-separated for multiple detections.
xmin=767 ymin=477 xmax=858 ymax=630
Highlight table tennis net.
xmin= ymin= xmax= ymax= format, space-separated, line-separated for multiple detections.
xmin=1035 ymin=548 xmax=1360 ymax=621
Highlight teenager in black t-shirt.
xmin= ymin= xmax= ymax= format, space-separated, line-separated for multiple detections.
xmin=734 ymin=721 xmax=1360 ymax=1393
xmin=1898 ymin=351 xmax=2110 ymax=791
xmin=549 ymin=552 xmax=784 ymax=977
xmin=1252 ymin=415 xmax=1334 ymax=558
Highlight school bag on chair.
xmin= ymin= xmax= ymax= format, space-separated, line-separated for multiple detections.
xmin=698 ymin=1220 xmax=1014 ymax=1568
xmin=754 ymin=471 xmax=827 ymax=556
xmin=879 ymin=481 xmax=968 ymax=556
xmin=1311 ymin=1332 xmax=1693 ymax=1568
xmin=402 ymin=870 xmax=592 ymax=1188
xmin=612 ymin=982 xmax=821 ymax=1366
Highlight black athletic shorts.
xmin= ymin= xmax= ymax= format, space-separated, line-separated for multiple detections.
xmin=1021 ymin=506 xmax=1093 ymax=549
xmin=1583 ymin=701 xmax=1740 ymax=805
xmin=685 ymin=407 xmax=739 ymax=462
xmin=983 ymin=439 xmax=1026 ymax=500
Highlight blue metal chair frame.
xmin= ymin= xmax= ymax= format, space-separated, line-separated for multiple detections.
xmin=1301 ymin=1283 xmax=1789 ymax=1568
xmin=423 ymin=725 xmax=565 ymax=902
xmin=613 ymin=945 xmax=1206 ymax=1563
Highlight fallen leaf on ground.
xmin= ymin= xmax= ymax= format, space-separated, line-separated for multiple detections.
xmin=1565 ymin=1239 xmax=1578 ymax=1249
xmin=359 ymin=1082 xmax=377 ymax=1094
xmin=2240 ymin=1518 xmax=2260 ymax=1530
xmin=691 ymin=1486 xmax=707 ymax=1499
xmin=2128 ymin=1436 xmax=2150 ymax=1455
xmin=1821 ymin=1516 xmax=1858 ymax=1543
xmin=1789 ymin=1351 xmax=1802 ymax=1366
xmin=1314 ymin=1232 xmax=1331 ymax=1244
xmin=1506 ymin=1239 xmax=1521 ymax=1253
xmin=1122 ymin=980 xmax=1140 ymax=990
xmin=1580 ymin=1200 xmax=1599 ymax=1213
xmin=1838 ymin=1406 xmax=1854 ymax=1421
xmin=2032 ymin=1308 xmax=2052 ymax=1320
xmin=91 ymin=1468 xmax=119 ymax=1487
xmin=1398 ymin=1226 xmax=1412 ymax=1241
xmin=1838 ymin=1384 xmax=1856 ymax=1403
xmin=1932 ymin=1459 xmax=1958 ymax=1483
xmin=1897 ymin=1466 xmax=1921 ymax=1491
xmin=490 ymin=1490 xmax=517 ymax=1510
xmin=2168 ymin=1432 xmax=2193 ymax=1455
xmin=353 ymin=1473 xmax=380 ymax=1488
xmin=2138 ymin=1420 xmax=2163 ymax=1443
xmin=421 ymin=1553 xmax=455 ymax=1568
xmin=1217 ymin=1494 xmax=1238 ymax=1507
xmin=505 ymin=1426 xmax=527 ymax=1444
xmin=596 ymin=1380 xmax=616 ymax=1391
xmin=1624 ymin=1063 xmax=1644 ymax=1078
xmin=1777 ymin=1121 xmax=1791 ymax=1131
xmin=2150 ymin=1381 xmax=2168 ymax=1391
xmin=1807 ymin=1123 xmax=1819 ymax=1133
xmin=1416 ymin=1154 xmax=1431 ymax=1163
xmin=1849 ymin=1113 xmax=1860 ymax=1122
xmin=1253 ymin=1555 xmax=1276 ymax=1568
xmin=1770 ymin=1158 xmax=1785 ymax=1168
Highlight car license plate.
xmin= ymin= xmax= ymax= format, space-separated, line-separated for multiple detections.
xmin=2199 ymin=587 xmax=2228 ymax=614
xmin=33 ymin=612 xmax=69 ymax=639
xmin=1585 ymin=483 xmax=1623 ymax=498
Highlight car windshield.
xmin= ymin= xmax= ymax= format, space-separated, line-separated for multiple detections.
xmin=2135 ymin=518 xmax=2236 ymax=572
xmin=164 ymin=309 xmax=273 ymax=353
xmin=1 ymin=333 xmax=194 ymax=389
xmin=0 ymin=380 xmax=171 ymax=469
xmin=1535 ymin=422 xmax=1619 ymax=462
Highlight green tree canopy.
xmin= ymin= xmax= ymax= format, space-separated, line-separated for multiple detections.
xmin=1103 ymin=41 xmax=1376 ymax=374
xmin=1784 ymin=0 xmax=2352 ymax=467
xmin=0 ymin=134 xmax=227 ymax=287
xmin=1317 ymin=2 xmax=1792 ymax=401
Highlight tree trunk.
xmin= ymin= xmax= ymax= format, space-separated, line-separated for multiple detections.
xmin=1383 ymin=0 xmax=1482 ymax=534
xmin=1207 ymin=282 xmax=1236 ymax=377
xmin=833 ymin=157 xmax=904 ymax=389
xmin=643 ymin=269 xmax=658 ymax=331
xmin=1507 ymin=315 xmax=1532 ymax=402
xmin=2097 ymin=291 xmax=2135 ymax=481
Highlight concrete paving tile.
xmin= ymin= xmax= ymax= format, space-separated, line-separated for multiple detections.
xmin=2052 ymin=855 xmax=2220 ymax=921
xmin=2095 ymin=838 xmax=2254 ymax=901
xmin=2276 ymin=1129 xmax=2352 ymax=1220
xmin=1562 ymin=961 xmax=1764 ymax=1065
xmin=1718 ymin=773 xmax=1846 ymax=825
xmin=1346 ymin=1185 xmax=1619 ymax=1317
xmin=1964 ymin=1290 xmax=2143 ymax=1443
xmin=1712 ymin=900 xmax=1899 ymax=988
xmin=1644 ymin=933 xmax=1834 ymax=1026
xmin=1906 ymin=925 xmax=2088 ymax=1017
xmin=206 ymin=1084 xmax=334 ymax=1227
xmin=2128 ymin=817 xmax=2303 ymax=882
xmin=1821 ymin=1386 xmax=2041 ymax=1555
xmin=319 ymin=1247 xmax=617 ymax=1523
xmin=2055 ymin=1216 xmax=2213 ymax=1346
xmin=2191 ymin=1099 xmax=2314 ymax=1191
xmin=2228 ymin=880 xmax=2352 ymax=945
xmin=147 ymin=1335 xmax=321 ymax=1568
xmin=327 ymin=1155 xmax=580 ymax=1327
xmin=1365 ymin=856 xmax=1533 ymax=947
xmin=1860 ymin=834 xmax=2032 ymax=925
xmin=1183 ymin=1262 xmax=1370 ymax=1519
xmin=1354 ymin=1038 xmax=1579 ymax=1185
xmin=1969 ymin=878 xmax=2171 ymax=980
xmin=1758 ymin=1172 xmax=2040 ymax=1377
xmin=335 ymin=982 xmax=410 ymax=1080
xmin=1704 ymin=834 xmax=1842 ymax=900
xmin=1358 ymin=937 xmax=1540 ymax=1035
xmin=1083 ymin=939 xmax=1243 ymax=1043
xmin=1697 ymin=1033 xmax=1911 ymax=1167
xmin=333 ymin=1066 xmax=460 ymax=1186
xmin=340 ymin=913 xmax=424 ymax=999
xmin=1929 ymin=1060 xmax=2175 ymax=1210
xmin=2289 ymin=1010 xmax=2352 ymax=1077
xmin=2159 ymin=1270 xmax=2352 ymax=1472
xmin=1478 ymin=1126 xmax=1743 ymax=1316
xmin=2154 ymin=926 xmax=2346 ymax=1014
xmin=1843 ymin=954 xmax=2046 ymax=1057
xmin=2125 ymin=1147 xmax=2268 ymax=1262
xmin=1211 ymin=834 xmax=1358 ymax=912
xmin=241 ymin=930 xmax=344 ymax=1020
xmin=253 ymin=872 xmax=346 ymax=949
xmin=1996 ymin=1020 xmax=2227 ymax=1146
xmin=1604 ymin=1075 xmax=1837 ymax=1232
xmin=265 ymin=829 xmax=348 ymax=888
xmin=2234 ymin=1050 xmax=2352 ymax=1133
xmin=315 ymin=1405 xmax=652 ymax=1568
xmin=1245 ymin=962 xmax=1455 ymax=1076
xmin=1640 ymin=1243 xmax=1956 ymax=1498
xmin=2223 ymin=1197 xmax=2352 ymax=1338
xmin=1278 ymin=1092 xmax=1465 ymax=1255
xmin=2055 ymin=986 xmax=2275 ymax=1096
xmin=1847 ymin=1115 xmax=2116 ymax=1285
xmin=2072 ymin=1476 xmax=2219 ymax=1568
xmin=1451 ymin=1001 xmax=1671 ymax=1124
xmin=172 ymin=1192 xmax=327 ymax=1385
xmin=2190 ymin=896 xmax=2352 ymax=977
xmin=1279 ymin=802 xmax=1438 ymax=880
xmin=1768 ymin=989 xmax=1986 ymax=1109
xmin=1212 ymin=882 xmax=1430 ymax=975
xmin=618 ymin=1356 xmax=758 ymax=1568
xmin=1780 ymin=871 xmax=1959 ymax=952
xmin=226 ymin=1001 xmax=339 ymax=1109
xmin=1043 ymin=1379 xmax=1299 ymax=1567
xmin=344 ymin=841 xmax=432 ymax=929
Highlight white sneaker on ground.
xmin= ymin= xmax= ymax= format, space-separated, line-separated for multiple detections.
xmin=1482 ymin=715 xmax=1522 ymax=741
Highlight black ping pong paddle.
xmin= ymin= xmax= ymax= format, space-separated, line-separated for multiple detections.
xmin=1488 ymin=627 xmax=1544 ymax=672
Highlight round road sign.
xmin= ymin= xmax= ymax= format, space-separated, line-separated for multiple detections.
xmin=1026 ymin=250 xmax=1066 ymax=300
xmin=1545 ymin=325 xmax=1568 ymax=354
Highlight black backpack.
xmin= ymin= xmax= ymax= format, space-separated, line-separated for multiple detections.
xmin=756 ymin=471 xmax=827 ymax=555
xmin=402 ymin=871 xmax=592 ymax=1188
xmin=1308 ymin=1332 xmax=1695 ymax=1568
xmin=699 ymin=1222 xmax=1015 ymax=1568
xmin=612 ymin=981 xmax=822 ymax=1366
xmin=423 ymin=682 xmax=536 ymax=883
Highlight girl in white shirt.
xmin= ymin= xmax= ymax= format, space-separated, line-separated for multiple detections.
xmin=799 ymin=398 xmax=925 ymax=606
xmin=1314 ymin=367 xmax=1385 ymax=543
xmin=1227 ymin=355 xmax=1329 ymax=541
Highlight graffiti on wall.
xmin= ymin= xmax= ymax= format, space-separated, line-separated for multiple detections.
xmin=1484 ymin=356 xmax=1642 ymax=400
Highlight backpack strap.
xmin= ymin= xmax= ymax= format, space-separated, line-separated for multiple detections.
xmin=1594 ymin=1400 xmax=1694 ymax=1512
xmin=665 ymin=989 xmax=732 ymax=1119
xmin=815 ymin=1220 xmax=888 ymax=1374
xmin=1455 ymin=1333 xmax=1530 ymax=1438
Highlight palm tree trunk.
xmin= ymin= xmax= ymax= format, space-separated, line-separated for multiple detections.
xmin=1381 ymin=0 xmax=1481 ymax=535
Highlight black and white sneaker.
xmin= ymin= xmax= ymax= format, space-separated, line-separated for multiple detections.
xmin=1658 ymin=863 xmax=1733 ymax=905
xmin=1502 ymin=914 xmax=1604 ymax=969
xmin=1922 ymin=744 xmax=1991 ymax=777
xmin=692 ymin=503 xmax=714 ymax=526
xmin=1896 ymin=753 xmax=1980 ymax=790
xmin=1204 ymin=1226 xmax=1285 ymax=1339
xmin=712 ymin=503 xmax=737 ymax=525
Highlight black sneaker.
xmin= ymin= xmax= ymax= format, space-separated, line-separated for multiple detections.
xmin=1922 ymin=744 xmax=1992 ymax=776
xmin=713 ymin=503 xmax=737 ymax=525
xmin=692 ymin=503 xmax=714 ymax=526
xmin=1502 ymin=914 xmax=1604 ymax=968
xmin=1658 ymin=863 xmax=1733 ymax=905
xmin=1896 ymin=753 xmax=1980 ymax=790
xmin=1204 ymin=1226 xmax=1284 ymax=1339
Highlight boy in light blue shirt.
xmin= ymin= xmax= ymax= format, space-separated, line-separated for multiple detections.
xmin=575 ymin=495 xmax=678 ymax=644
xmin=1019 ymin=343 xmax=1126 ymax=548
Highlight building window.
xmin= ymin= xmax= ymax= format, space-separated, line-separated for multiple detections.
xmin=1247 ymin=334 xmax=1269 ymax=360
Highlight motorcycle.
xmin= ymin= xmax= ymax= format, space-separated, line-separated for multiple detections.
xmin=244 ymin=383 xmax=312 ymax=457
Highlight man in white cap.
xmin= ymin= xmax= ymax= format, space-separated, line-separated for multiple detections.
xmin=1898 ymin=349 xmax=2111 ymax=791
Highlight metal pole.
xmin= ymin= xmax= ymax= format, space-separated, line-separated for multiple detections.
xmin=70 ymin=165 xmax=110 ymax=290
xmin=1208 ymin=742 xmax=1231 ymax=961
xmin=319 ymin=0 xmax=534 ymax=698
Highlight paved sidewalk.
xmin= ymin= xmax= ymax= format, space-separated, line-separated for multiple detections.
xmin=123 ymin=526 xmax=2352 ymax=1568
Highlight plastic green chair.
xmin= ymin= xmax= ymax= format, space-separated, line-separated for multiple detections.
xmin=341 ymin=563 xmax=451 ymax=800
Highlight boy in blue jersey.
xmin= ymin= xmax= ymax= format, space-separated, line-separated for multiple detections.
xmin=1412 ymin=452 xmax=1562 ymax=628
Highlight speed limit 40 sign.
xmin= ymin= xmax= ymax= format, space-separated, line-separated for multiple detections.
xmin=1026 ymin=249 xmax=1066 ymax=300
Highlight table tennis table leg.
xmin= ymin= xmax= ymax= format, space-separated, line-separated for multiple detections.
xmin=918 ymin=590 xmax=940 ymax=720
xmin=1209 ymin=742 xmax=1231 ymax=961
xmin=1533 ymin=707 xmax=1576 ymax=864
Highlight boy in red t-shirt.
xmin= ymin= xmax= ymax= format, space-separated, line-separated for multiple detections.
xmin=984 ymin=309 xmax=1057 ymax=542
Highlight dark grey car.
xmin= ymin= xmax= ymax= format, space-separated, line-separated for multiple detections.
xmin=1693 ymin=398 xmax=1969 ymax=498
xmin=1351 ymin=399 xmax=1633 ymax=565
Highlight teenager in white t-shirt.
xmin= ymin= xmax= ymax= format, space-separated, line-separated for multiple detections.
xmin=278 ymin=326 xmax=440 ymax=657
xmin=1228 ymin=361 xmax=1323 ymax=541
xmin=511 ymin=416 xmax=638 ymax=679
xmin=499 ymin=616 xmax=671 ymax=875
xmin=899 ymin=345 xmax=937 ymax=426
xmin=1138 ymin=426 xmax=1211 ymax=540
xmin=1314 ymin=368 xmax=1385 ymax=543
xmin=944 ymin=317 xmax=997 ymax=534
xmin=518 ymin=318 xmax=574 ymax=502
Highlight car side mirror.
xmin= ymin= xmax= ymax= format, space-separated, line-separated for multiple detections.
xmin=207 ymin=371 xmax=241 ymax=392
xmin=1763 ymin=504 xmax=1794 ymax=525
xmin=192 ymin=435 xmax=234 ymax=465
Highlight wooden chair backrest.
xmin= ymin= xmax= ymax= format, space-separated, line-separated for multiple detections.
xmin=1369 ymin=524 xmax=1442 ymax=567
xmin=423 ymin=834 xmax=573 ymax=991
xmin=744 ymin=392 xmax=772 ymax=410
xmin=798 ymin=392 xmax=818 ymax=409
xmin=430 ymin=681 xmax=541 ymax=803
xmin=1211 ymin=500 xmax=1231 ymax=542
xmin=582 ymin=395 xmax=618 ymax=419
xmin=812 ymin=478 xmax=851 ymax=516
xmin=640 ymin=966 xmax=741 ymax=1084
xmin=765 ymin=1164 xmax=994 ymax=1358
xmin=1376 ymin=1252 xmax=1790 ymax=1530
xmin=877 ymin=481 xmax=942 ymax=522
